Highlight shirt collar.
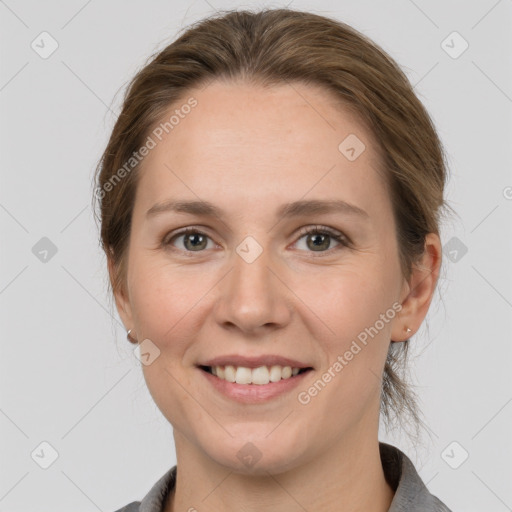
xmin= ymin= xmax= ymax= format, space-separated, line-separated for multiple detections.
xmin=380 ymin=442 xmax=451 ymax=511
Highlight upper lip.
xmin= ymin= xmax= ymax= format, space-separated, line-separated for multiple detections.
xmin=198 ymin=355 xmax=313 ymax=369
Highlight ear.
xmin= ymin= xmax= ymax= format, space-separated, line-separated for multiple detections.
xmin=107 ymin=252 xmax=134 ymax=332
xmin=391 ymin=233 xmax=442 ymax=342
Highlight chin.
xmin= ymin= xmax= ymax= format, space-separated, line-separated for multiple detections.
xmin=203 ymin=432 xmax=307 ymax=476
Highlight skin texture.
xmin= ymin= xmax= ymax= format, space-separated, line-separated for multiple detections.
xmin=111 ymin=80 xmax=441 ymax=512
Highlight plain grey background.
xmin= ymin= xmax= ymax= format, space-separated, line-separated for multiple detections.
xmin=1 ymin=0 xmax=511 ymax=511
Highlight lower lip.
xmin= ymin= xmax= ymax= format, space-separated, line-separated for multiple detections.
xmin=198 ymin=367 xmax=313 ymax=403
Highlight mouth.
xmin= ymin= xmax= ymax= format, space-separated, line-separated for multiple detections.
xmin=195 ymin=354 xmax=315 ymax=402
xmin=198 ymin=364 xmax=313 ymax=385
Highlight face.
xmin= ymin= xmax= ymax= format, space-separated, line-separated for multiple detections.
xmin=114 ymin=80 xmax=411 ymax=474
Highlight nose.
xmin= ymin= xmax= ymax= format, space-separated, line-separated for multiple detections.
xmin=213 ymin=243 xmax=292 ymax=335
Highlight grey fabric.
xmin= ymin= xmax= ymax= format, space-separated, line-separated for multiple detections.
xmin=380 ymin=443 xmax=452 ymax=511
xmin=113 ymin=503 xmax=142 ymax=512
xmin=112 ymin=442 xmax=452 ymax=511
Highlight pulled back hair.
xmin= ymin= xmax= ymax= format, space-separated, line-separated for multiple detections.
xmin=93 ymin=8 xmax=453 ymax=434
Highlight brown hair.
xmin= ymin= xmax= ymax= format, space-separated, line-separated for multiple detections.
xmin=93 ymin=7 xmax=453 ymax=433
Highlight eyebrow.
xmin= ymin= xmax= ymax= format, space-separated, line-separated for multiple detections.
xmin=146 ymin=198 xmax=369 ymax=220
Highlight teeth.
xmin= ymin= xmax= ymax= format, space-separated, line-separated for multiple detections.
xmin=269 ymin=365 xmax=282 ymax=382
xmin=235 ymin=366 xmax=252 ymax=385
xmin=207 ymin=364 xmax=304 ymax=385
xmin=224 ymin=365 xmax=236 ymax=383
xmin=252 ymin=366 xmax=270 ymax=385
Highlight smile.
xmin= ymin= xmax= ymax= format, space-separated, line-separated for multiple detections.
xmin=200 ymin=364 xmax=311 ymax=384
xmin=198 ymin=364 xmax=314 ymax=403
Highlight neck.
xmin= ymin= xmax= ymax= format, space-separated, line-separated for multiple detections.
xmin=165 ymin=430 xmax=394 ymax=512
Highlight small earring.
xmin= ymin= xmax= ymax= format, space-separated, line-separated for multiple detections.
xmin=127 ymin=329 xmax=137 ymax=343
xmin=405 ymin=327 xmax=412 ymax=333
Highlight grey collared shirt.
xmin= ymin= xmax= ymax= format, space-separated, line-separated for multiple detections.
xmin=113 ymin=442 xmax=452 ymax=511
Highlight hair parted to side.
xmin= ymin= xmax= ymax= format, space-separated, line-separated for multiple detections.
xmin=92 ymin=8 xmax=454 ymax=435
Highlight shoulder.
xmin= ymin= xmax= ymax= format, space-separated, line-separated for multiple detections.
xmin=379 ymin=442 xmax=453 ymax=512
xmin=111 ymin=466 xmax=177 ymax=512
xmin=112 ymin=503 xmax=140 ymax=512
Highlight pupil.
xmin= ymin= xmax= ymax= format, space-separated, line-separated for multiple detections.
xmin=309 ymin=233 xmax=328 ymax=250
xmin=186 ymin=233 xmax=205 ymax=250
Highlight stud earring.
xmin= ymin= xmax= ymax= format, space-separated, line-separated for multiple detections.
xmin=405 ymin=327 xmax=412 ymax=333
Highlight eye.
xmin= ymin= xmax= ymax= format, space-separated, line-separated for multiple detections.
xmin=162 ymin=225 xmax=350 ymax=256
xmin=293 ymin=225 xmax=349 ymax=255
xmin=163 ymin=227 xmax=215 ymax=253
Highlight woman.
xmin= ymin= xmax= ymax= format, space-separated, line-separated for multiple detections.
xmin=94 ymin=8 xmax=454 ymax=512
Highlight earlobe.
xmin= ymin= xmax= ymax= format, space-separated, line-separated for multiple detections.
xmin=391 ymin=325 xmax=413 ymax=343
xmin=391 ymin=233 xmax=442 ymax=343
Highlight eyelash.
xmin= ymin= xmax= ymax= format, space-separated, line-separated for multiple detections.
xmin=162 ymin=225 xmax=350 ymax=257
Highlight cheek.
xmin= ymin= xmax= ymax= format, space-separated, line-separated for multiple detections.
xmin=129 ymin=256 xmax=205 ymax=343
xmin=129 ymin=262 xmax=208 ymax=428
xmin=303 ymin=259 xmax=395 ymax=339
xmin=296 ymin=262 xmax=394 ymax=401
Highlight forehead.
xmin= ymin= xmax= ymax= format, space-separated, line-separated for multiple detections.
xmin=135 ymin=80 xmax=389 ymax=220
